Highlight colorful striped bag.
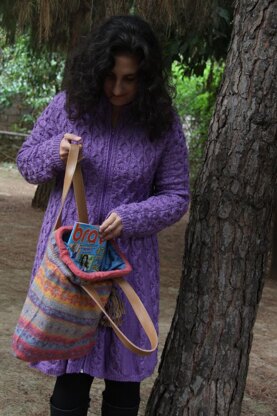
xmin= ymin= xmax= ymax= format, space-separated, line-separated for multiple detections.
xmin=12 ymin=145 xmax=158 ymax=362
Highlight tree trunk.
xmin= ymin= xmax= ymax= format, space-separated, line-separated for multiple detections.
xmin=269 ymin=194 xmax=277 ymax=280
xmin=146 ymin=1 xmax=277 ymax=415
xmin=32 ymin=180 xmax=54 ymax=210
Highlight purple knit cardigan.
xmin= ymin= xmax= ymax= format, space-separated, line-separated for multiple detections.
xmin=16 ymin=92 xmax=190 ymax=381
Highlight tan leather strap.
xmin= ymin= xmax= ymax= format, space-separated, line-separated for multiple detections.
xmin=55 ymin=144 xmax=158 ymax=356
xmin=72 ymin=163 xmax=89 ymax=224
xmin=82 ymin=278 xmax=158 ymax=355
xmin=54 ymin=145 xmax=88 ymax=229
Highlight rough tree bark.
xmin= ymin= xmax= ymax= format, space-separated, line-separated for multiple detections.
xmin=270 ymin=192 xmax=277 ymax=279
xmin=146 ymin=1 xmax=277 ymax=415
xmin=31 ymin=180 xmax=54 ymax=210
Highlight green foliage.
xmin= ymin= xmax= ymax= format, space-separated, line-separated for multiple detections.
xmin=0 ymin=0 xmax=17 ymax=44
xmin=162 ymin=3 xmax=233 ymax=76
xmin=172 ymin=60 xmax=225 ymax=185
xmin=0 ymin=1 xmax=233 ymax=79
xmin=0 ymin=31 xmax=65 ymax=130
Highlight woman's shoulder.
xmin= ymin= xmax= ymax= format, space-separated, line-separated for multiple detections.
xmin=39 ymin=91 xmax=68 ymax=123
xmin=162 ymin=109 xmax=185 ymax=141
xmin=48 ymin=91 xmax=67 ymax=109
xmin=170 ymin=107 xmax=183 ymax=127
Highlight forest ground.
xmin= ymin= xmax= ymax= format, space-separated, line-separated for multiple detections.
xmin=0 ymin=164 xmax=276 ymax=416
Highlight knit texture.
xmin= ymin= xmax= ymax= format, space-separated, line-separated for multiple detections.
xmin=12 ymin=231 xmax=112 ymax=362
xmin=16 ymin=92 xmax=190 ymax=381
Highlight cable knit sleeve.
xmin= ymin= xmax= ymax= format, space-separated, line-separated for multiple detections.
xmin=16 ymin=93 xmax=66 ymax=184
xmin=114 ymin=116 xmax=190 ymax=238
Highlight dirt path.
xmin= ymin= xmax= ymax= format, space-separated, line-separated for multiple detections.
xmin=0 ymin=165 xmax=276 ymax=416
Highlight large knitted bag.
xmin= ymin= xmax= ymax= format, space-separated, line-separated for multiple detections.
xmin=12 ymin=145 xmax=158 ymax=362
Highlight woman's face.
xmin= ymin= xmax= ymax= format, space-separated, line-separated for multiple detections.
xmin=103 ymin=54 xmax=139 ymax=107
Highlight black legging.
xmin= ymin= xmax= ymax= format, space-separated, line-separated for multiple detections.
xmin=51 ymin=373 xmax=140 ymax=410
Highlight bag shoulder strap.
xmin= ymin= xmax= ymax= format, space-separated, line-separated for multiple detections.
xmin=56 ymin=144 xmax=158 ymax=355
xmin=82 ymin=278 xmax=158 ymax=356
xmin=55 ymin=144 xmax=88 ymax=229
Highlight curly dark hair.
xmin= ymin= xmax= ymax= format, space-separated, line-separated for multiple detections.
xmin=63 ymin=15 xmax=174 ymax=139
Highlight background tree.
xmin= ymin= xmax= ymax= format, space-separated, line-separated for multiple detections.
xmin=0 ymin=0 xmax=233 ymax=72
xmin=146 ymin=0 xmax=277 ymax=414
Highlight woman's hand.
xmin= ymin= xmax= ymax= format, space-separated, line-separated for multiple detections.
xmin=100 ymin=213 xmax=123 ymax=240
xmin=60 ymin=133 xmax=82 ymax=162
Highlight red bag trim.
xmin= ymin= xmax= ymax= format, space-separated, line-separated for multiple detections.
xmin=55 ymin=226 xmax=132 ymax=282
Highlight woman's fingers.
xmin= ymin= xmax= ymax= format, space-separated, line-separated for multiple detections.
xmin=103 ymin=225 xmax=122 ymax=240
xmin=100 ymin=213 xmax=117 ymax=232
xmin=59 ymin=138 xmax=71 ymax=161
xmin=100 ymin=213 xmax=123 ymax=240
xmin=63 ymin=134 xmax=82 ymax=143
xmin=60 ymin=134 xmax=82 ymax=162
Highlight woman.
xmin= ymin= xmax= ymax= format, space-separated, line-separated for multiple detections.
xmin=17 ymin=15 xmax=190 ymax=416
xmin=80 ymin=254 xmax=90 ymax=271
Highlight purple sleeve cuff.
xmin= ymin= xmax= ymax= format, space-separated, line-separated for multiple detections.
xmin=51 ymin=133 xmax=66 ymax=171
xmin=16 ymin=132 xmax=65 ymax=184
xmin=112 ymin=192 xmax=189 ymax=239
xmin=112 ymin=206 xmax=134 ymax=238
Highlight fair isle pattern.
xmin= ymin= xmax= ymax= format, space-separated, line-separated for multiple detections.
xmin=12 ymin=232 xmax=112 ymax=362
xmin=16 ymin=92 xmax=190 ymax=381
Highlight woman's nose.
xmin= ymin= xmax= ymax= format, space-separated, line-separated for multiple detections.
xmin=112 ymin=80 xmax=124 ymax=96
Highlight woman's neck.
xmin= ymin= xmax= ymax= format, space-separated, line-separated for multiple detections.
xmin=111 ymin=106 xmax=121 ymax=128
